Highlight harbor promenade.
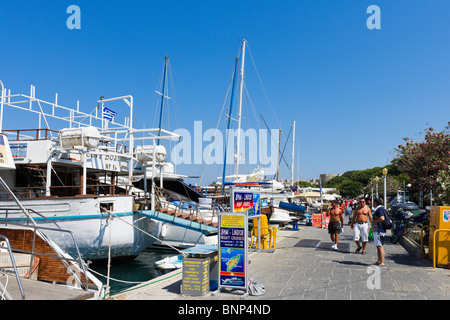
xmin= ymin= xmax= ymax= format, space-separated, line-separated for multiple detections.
xmin=111 ymin=221 xmax=450 ymax=301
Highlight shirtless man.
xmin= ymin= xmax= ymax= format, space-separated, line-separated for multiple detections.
xmin=326 ymin=201 xmax=344 ymax=251
xmin=351 ymin=198 xmax=372 ymax=254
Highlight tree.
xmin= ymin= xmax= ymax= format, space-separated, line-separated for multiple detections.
xmin=436 ymin=166 xmax=450 ymax=205
xmin=295 ymin=180 xmax=317 ymax=188
xmin=395 ymin=123 xmax=450 ymax=205
xmin=338 ymin=180 xmax=364 ymax=198
xmin=323 ymin=175 xmax=350 ymax=188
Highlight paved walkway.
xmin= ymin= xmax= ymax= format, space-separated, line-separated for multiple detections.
xmin=112 ymin=221 xmax=450 ymax=300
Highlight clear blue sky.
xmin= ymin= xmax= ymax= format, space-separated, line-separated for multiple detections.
xmin=1 ymin=0 xmax=449 ymax=185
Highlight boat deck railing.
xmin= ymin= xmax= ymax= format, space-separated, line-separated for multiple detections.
xmin=4 ymin=128 xmax=131 ymax=154
xmin=154 ymin=186 xmax=220 ymax=230
xmin=0 ymin=221 xmax=91 ymax=299
xmin=0 ymin=184 xmax=133 ymax=200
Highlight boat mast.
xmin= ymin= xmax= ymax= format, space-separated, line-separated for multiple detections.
xmin=235 ymin=39 xmax=247 ymax=176
xmin=222 ymin=58 xmax=240 ymax=190
xmin=291 ymin=120 xmax=295 ymax=185
xmin=157 ymin=56 xmax=169 ymax=145
xmin=276 ymin=129 xmax=281 ymax=181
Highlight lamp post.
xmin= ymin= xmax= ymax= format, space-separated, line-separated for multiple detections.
xmin=375 ymin=176 xmax=380 ymax=198
xmin=382 ymin=168 xmax=388 ymax=207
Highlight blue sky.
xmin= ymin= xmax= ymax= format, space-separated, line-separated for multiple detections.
xmin=1 ymin=1 xmax=449 ymax=185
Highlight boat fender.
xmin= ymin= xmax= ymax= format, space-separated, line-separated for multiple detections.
xmin=160 ymin=223 xmax=168 ymax=238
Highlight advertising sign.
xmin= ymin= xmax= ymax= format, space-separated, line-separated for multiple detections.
xmin=252 ymin=192 xmax=261 ymax=216
xmin=312 ymin=214 xmax=322 ymax=227
xmin=218 ymin=214 xmax=247 ymax=289
xmin=218 ymin=189 xmax=251 ymax=291
xmin=232 ymin=190 xmax=254 ymax=212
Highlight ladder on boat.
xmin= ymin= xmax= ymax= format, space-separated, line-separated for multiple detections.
xmin=137 ymin=185 xmax=218 ymax=234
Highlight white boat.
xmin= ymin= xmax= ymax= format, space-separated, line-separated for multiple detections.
xmin=0 ymin=83 xmax=180 ymax=261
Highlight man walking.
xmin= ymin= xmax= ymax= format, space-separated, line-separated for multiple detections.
xmin=351 ymin=198 xmax=372 ymax=254
xmin=371 ymin=198 xmax=386 ymax=267
xmin=326 ymin=201 xmax=344 ymax=251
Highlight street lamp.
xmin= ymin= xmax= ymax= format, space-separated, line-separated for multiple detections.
xmin=375 ymin=176 xmax=380 ymax=198
xmin=382 ymin=168 xmax=388 ymax=207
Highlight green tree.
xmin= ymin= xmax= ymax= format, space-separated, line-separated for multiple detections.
xmin=323 ymin=175 xmax=350 ymax=188
xmin=338 ymin=180 xmax=364 ymax=198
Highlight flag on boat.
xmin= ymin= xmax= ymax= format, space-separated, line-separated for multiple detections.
xmin=102 ymin=106 xmax=116 ymax=122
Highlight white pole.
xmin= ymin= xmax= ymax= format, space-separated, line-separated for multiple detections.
xmin=151 ymin=139 xmax=156 ymax=211
xmin=235 ymin=39 xmax=246 ymax=176
xmin=106 ymin=211 xmax=112 ymax=299
xmin=291 ymin=120 xmax=295 ymax=185
xmin=0 ymin=80 xmax=4 ymax=132
xmin=128 ymin=97 xmax=134 ymax=196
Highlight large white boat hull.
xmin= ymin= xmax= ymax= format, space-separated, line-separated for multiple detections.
xmin=0 ymin=196 xmax=161 ymax=261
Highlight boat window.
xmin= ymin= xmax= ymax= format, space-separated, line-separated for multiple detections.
xmin=100 ymin=202 xmax=114 ymax=213
xmin=10 ymin=144 xmax=27 ymax=158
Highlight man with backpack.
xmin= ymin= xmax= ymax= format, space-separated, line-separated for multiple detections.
xmin=371 ymin=198 xmax=391 ymax=267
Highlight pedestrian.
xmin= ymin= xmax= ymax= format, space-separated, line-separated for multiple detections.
xmin=351 ymin=197 xmax=372 ymax=254
xmin=371 ymin=198 xmax=386 ymax=267
xmin=326 ymin=200 xmax=344 ymax=251
xmin=344 ymin=203 xmax=353 ymax=225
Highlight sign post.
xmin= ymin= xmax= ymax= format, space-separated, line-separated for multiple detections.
xmin=215 ymin=188 xmax=257 ymax=299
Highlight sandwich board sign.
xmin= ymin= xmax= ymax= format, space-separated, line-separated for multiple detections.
xmin=217 ymin=189 xmax=254 ymax=296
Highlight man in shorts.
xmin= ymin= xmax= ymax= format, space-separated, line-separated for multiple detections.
xmin=351 ymin=198 xmax=372 ymax=254
xmin=371 ymin=198 xmax=386 ymax=267
xmin=326 ymin=201 xmax=344 ymax=251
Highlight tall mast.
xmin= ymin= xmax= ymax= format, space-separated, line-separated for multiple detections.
xmin=222 ymin=58 xmax=240 ymax=190
xmin=291 ymin=120 xmax=296 ymax=184
xmin=235 ymin=39 xmax=247 ymax=176
xmin=157 ymin=56 xmax=169 ymax=145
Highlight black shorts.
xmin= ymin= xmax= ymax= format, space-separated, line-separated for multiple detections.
xmin=328 ymin=221 xmax=341 ymax=234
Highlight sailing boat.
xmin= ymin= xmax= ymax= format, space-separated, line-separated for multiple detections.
xmin=216 ymin=42 xmax=298 ymax=225
xmin=218 ymin=40 xmax=266 ymax=187
xmin=132 ymin=57 xmax=220 ymax=249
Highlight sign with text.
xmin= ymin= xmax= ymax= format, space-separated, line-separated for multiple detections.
xmin=182 ymin=257 xmax=210 ymax=296
xmin=218 ymin=213 xmax=247 ymax=290
xmin=232 ymin=190 xmax=254 ymax=212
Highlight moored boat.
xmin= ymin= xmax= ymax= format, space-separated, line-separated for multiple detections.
xmin=0 ymin=83 xmax=180 ymax=261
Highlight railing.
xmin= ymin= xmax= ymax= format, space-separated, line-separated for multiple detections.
xmin=154 ymin=186 xmax=220 ymax=231
xmin=0 ymin=184 xmax=133 ymax=199
xmin=0 ymin=235 xmax=25 ymax=300
xmin=3 ymin=128 xmax=60 ymax=142
xmin=0 ymin=176 xmax=90 ymax=295
xmin=4 ymin=128 xmax=133 ymax=155
xmin=420 ymin=225 xmax=450 ymax=269
xmin=1 ymin=207 xmax=69 ymax=252
xmin=0 ymin=221 xmax=91 ymax=292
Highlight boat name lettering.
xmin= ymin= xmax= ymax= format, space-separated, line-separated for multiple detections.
xmin=86 ymin=153 xmax=119 ymax=161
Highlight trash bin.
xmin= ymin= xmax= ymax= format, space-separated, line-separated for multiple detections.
xmin=181 ymin=245 xmax=218 ymax=296
xmin=428 ymin=206 xmax=450 ymax=268
xmin=182 ymin=256 xmax=210 ymax=296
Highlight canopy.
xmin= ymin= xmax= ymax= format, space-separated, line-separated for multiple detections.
xmin=297 ymin=191 xmax=321 ymax=198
